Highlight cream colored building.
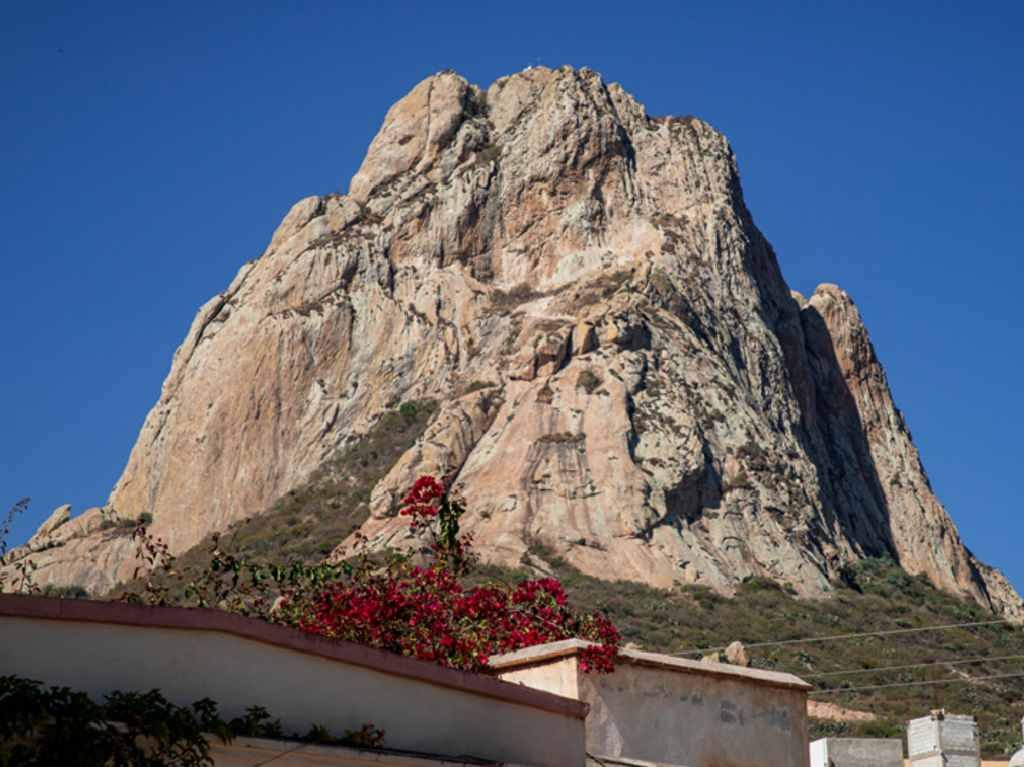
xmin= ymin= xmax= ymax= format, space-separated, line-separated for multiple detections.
xmin=490 ymin=638 xmax=813 ymax=767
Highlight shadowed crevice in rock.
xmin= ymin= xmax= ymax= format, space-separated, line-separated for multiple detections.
xmin=654 ymin=443 xmax=724 ymax=534
xmin=796 ymin=303 xmax=897 ymax=563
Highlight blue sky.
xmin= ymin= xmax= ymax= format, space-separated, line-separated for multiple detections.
xmin=2 ymin=2 xmax=1021 ymax=590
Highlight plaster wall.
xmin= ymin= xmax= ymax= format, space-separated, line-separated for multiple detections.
xmin=495 ymin=645 xmax=809 ymax=767
xmin=499 ymin=655 xmax=581 ymax=699
xmin=809 ymin=738 xmax=903 ymax=767
xmin=942 ymin=719 xmax=981 ymax=753
xmin=908 ymin=718 xmax=941 ymax=756
xmin=580 ymin=661 xmax=808 ymax=767
xmin=1 ymin=614 xmax=583 ymax=767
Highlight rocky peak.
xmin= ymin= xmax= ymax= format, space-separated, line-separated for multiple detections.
xmin=5 ymin=67 xmax=1020 ymax=621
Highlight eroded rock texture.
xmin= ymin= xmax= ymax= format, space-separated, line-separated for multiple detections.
xmin=6 ymin=67 xmax=1020 ymax=618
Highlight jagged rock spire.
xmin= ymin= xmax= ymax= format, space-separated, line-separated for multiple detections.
xmin=6 ymin=67 xmax=1020 ymax=619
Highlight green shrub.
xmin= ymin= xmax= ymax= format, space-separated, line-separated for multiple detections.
xmin=0 ymin=676 xmax=224 ymax=766
xmin=0 ymin=676 xmax=380 ymax=763
xmin=41 ymin=584 xmax=89 ymax=599
xmin=576 ymin=369 xmax=601 ymax=394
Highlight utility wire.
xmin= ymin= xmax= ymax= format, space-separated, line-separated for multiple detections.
xmin=674 ymin=618 xmax=1015 ymax=656
xmin=803 ymin=654 xmax=1024 ymax=679
xmin=809 ymin=671 xmax=1024 ymax=695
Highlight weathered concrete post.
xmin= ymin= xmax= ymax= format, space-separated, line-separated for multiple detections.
xmin=907 ymin=710 xmax=980 ymax=767
xmin=809 ymin=737 xmax=903 ymax=767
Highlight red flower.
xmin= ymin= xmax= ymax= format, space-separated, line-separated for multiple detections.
xmin=287 ymin=475 xmax=619 ymax=674
xmin=399 ymin=476 xmax=447 ymax=519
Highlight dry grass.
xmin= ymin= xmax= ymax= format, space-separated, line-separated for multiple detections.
xmin=116 ymin=401 xmax=436 ymax=601
xmin=473 ymin=550 xmax=1024 ymax=758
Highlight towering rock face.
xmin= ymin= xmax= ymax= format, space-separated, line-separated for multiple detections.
xmin=6 ymin=67 xmax=1020 ymax=618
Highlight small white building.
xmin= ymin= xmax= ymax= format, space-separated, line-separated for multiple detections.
xmin=907 ymin=710 xmax=980 ymax=767
xmin=490 ymin=638 xmax=813 ymax=767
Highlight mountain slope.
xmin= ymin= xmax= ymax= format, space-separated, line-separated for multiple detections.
xmin=5 ymin=66 xmax=1020 ymax=619
xmin=480 ymin=552 xmax=1024 ymax=759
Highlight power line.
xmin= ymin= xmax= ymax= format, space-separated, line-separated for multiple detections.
xmin=803 ymin=654 xmax=1024 ymax=679
xmin=674 ymin=618 xmax=1016 ymax=656
xmin=810 ymin=671 xmax=1024 ymax=695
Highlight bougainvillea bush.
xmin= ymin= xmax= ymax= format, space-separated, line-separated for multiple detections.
xmin=289 ymin=475 xmax=620 ymax=673
xmin=118 ymin=474 xmax=619 ymax=674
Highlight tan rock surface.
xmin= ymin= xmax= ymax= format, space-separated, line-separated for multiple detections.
xmin=4 ymin=66 xmax=1020 ymax=619
xmin=807 ymin=700 xmax=878 ymax=723
xmin=724 ymin=641 xmax=751 ymax=668
xmin=30 ymin=504 xmax=70 ymax=542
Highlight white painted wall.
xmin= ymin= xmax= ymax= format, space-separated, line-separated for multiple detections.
xmin=1 ymin=613 xmax=584 ymax=767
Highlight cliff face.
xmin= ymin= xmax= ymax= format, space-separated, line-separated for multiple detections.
xmin=6 ymin=66 xmax=1020 ymax=618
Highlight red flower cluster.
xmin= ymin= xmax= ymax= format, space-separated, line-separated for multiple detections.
xmin=295 ymin=563 xmax=618 ymax=672
xmin=291 ymin=475 xmax=620 ymax=673
xmin=399 ymin=475 xmax=446 ymax=524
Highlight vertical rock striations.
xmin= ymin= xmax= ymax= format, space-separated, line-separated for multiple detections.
xmin=6 ymin=67 xmax=1020 ymax=618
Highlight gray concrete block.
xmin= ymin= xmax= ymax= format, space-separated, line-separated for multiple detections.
xmin=809 ymin=737 xmax=903 ymax=767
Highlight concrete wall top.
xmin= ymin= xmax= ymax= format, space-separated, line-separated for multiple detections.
xmin=490 ymin=638 xmax=812 ymax=692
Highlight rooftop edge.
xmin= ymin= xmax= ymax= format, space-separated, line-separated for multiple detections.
xmin=489 ymin=638 xmax=813 ymax=692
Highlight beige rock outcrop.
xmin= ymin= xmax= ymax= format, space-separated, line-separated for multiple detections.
xmin=31 ymin=505 xmax=70 ymax=542
xmin=5 ymin=66 xmax=1020 ymax=619
xmin=724 ymin=641 xmax=751 ymax=668
xmin=807 ymin=700 xmax=877 ymax=723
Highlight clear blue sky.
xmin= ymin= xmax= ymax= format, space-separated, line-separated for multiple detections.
xmin=2 ymin=2 xmax=1021 ymax=590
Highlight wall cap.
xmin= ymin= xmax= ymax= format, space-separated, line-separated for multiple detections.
xmin=489 ymin=638 xmax=813 ymax=691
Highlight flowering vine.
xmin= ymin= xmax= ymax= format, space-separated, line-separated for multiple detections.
xmin=120 ymin=474 xmax=620 ymax=674
xmin=291 ymin=474 xmax=619 ymax=672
